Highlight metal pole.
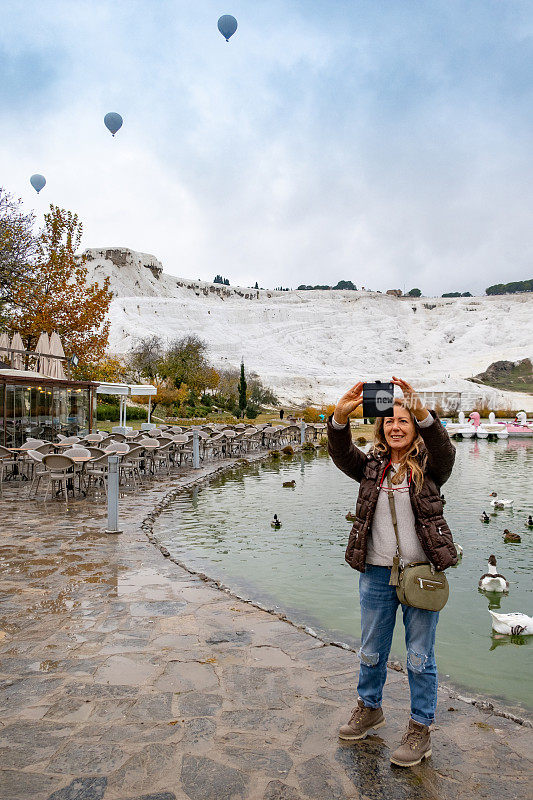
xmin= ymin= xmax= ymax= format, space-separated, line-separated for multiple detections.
xmin=148 ymin=395 xmax=151 ymax=423
xmin=105 ymin=455 xmax=122 ymax=534
xmin=192 ymin=428 xmax=200 ymax=469
xmin=300 ymin=419 xmax=306 ymax=445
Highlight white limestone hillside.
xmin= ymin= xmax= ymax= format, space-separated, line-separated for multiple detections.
xmin=84 ymin=248 xmax=533 ymax=410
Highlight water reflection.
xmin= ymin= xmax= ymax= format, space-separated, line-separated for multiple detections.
xmin=154 ymin=439 xmax=533 ymax=711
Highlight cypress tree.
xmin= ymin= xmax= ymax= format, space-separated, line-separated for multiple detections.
xmin=238 ymin=359 xmax=247 ymax=418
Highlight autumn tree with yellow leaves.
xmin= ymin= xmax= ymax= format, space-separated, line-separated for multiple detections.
xmin=8 ymin=204 xmax=113 ymax=378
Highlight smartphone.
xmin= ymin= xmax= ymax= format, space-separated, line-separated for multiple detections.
xmin=362 ymin=381 xmax=395 ymax=417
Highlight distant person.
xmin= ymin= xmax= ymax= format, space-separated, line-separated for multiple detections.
xmin=328 ymin=377 xmax=457 ymax=767
xmin=279 ymin=409 xmax=284 ymax=420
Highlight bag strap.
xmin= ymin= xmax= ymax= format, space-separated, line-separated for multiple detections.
xmin=386 ymin=469 xmax=403 ymax=586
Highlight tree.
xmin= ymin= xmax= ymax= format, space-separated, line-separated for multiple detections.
xmin=160 ymin=335 xmax=211 ymax=391
xmin=0 ymin=188 xmax=38 ymax=322
xmin=407 ymin=288 xmax=422 ymax=297
xmin=7 ymin=204 xmax=112 ymax=376
xmin=130 ymin=334 xmax=164 ymax=379
xmin=238 ymin=359 xmax=247 ymax=418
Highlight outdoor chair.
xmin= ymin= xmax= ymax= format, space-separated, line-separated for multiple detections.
xmin=152 ymin=441 xmax=173 ymax=475
xmin=150 ymin=429 xmax=163 ymax=437
xmin=58 ymin=436 xmax=81 ymax=446
xmin=86 ymin=453 xmax=112 ymax=496
xmin=98 ymin=436 xmax=116 ymax=448
xmin=119 ymin=445 xmax=144 ymax=488
xmin=84 ymin=433 xmax=105 ymax=444
xmin=24 ymin=438 xmax=45 ymax=448
xmin=87 ymin=446 xmax=105 ymax=458
xmin=104 ymin=442 xmax=130 ymax=455
xmin=110 ymin=433 xmax=127 ymax=442
xmin=41 ymin=454 xmax=76 ymax=505
xmin=0 ymin=445 xmax=18 ymax=494
xmin=35 ymin=443 xmax=55 ymax=455
xmin=26 ymin=450 xmax=49 ymax=499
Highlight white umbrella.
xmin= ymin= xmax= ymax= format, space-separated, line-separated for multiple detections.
xmin=10 ymin=332 xmax=25 ymax=370
xmin=48 ymin=331 xmax=66 ymax=379
xmin=0 ymin=332 xmax=10 ymax=366
xmin=35 ymin=332 xmax=51 ymax=376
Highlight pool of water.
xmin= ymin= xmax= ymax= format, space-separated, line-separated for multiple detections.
xmin=153 ymin=438 xmax=533 ymax=713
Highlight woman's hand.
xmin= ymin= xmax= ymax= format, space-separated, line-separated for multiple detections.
xmin=391 ymin=376 xmax=428 ymax=421
xmin=334 ymin=382 xmax=364 ymax=425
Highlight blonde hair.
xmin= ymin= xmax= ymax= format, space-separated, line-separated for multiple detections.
xmin=372 ymin=399 xmax=427 ymax=494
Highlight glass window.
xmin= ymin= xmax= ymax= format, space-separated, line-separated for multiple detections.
xmin=68 ymin=388 xmax=89 ymax=436
xmin=52 ymin=387 xmax=68 ymax=438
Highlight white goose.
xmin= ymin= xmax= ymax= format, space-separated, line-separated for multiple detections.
xmin=489 ymin=611 xmax=533 ymax=636
xmin=478 ymin=555 xmax=509 ymax=593
xmin=490 ymin=496 xmax=513 ymax=509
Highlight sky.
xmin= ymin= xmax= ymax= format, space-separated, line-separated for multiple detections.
xmin=2 ymin=0 xmax=533 ymax=296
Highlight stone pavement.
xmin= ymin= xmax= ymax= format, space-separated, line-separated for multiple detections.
xmin=0 ymin=458 xmax=532 ymax=800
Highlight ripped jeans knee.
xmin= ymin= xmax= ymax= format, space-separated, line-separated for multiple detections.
xmin=358 ymin=647 xmax=380 ymax=667
xmin=407 ymin=648 xmax=428 ymax=673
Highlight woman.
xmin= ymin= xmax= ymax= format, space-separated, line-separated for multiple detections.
xmin=328 ymin=377 xmax=457 ymax=767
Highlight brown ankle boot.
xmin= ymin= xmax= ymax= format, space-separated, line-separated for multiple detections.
xmin=390 ymin=718 xmax=432 ymax=767
xmin=339 ymin=698 xmax=386 ymax=740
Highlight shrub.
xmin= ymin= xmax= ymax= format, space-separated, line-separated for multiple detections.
xmin=302 ymin=442 xmax=315 ymax=452
xmin=303 ymin=406 xmax=320 ymax=423
xmin=282 ymin=445 xmax=294 ymax=455
xmin=97 ymin=403 xmax=119 ymax=421
xmin=270 ymin=450 xmax=281 ymax=458
xmin=356 ymin=436 xmax=367 ymax=445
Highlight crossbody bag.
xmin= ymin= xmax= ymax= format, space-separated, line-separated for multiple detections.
xmin=386 ymin=471 xmax=449 ymax=612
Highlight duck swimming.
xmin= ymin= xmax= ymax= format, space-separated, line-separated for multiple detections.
xmin=478 ymin=555 xmax=509 ymax=593
xmin=455 ymin=543 xmax=463 ymax=558
xmin=480 ymin=512 xmax=490 ymax=523
xmin=282 ymin=480 xmax=296 ymax=488
xmin=503 ymin=529 xmax=521 ymax=543
xmin=271 ymin=514 xmax=282 ymax=528
xmin=489 ymin=611 xmax=533 ymax=636
xmin=526 ymin=515 xmax=533 ymax=529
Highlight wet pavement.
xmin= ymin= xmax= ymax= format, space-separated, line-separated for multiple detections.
xmin=0 ymin=457 xmax=532 ymax=800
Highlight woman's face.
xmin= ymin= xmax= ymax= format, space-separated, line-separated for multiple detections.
xmin=383 ymin=404 xmax=416 ymax=458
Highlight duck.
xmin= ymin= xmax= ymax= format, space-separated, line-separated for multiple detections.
xmin=271 ymin=514 xmax=282 ymax=529
xmin=345 ymin=511 xmax=357 ymax=522
xmin=455 ymin=543 xmax=463 ymax=558
xmin=503 ymin=529 xmax=521 ymax=544
xmin=489 ymin=611 xmax=533 ymax=636
xmin=490 ymin=491 xmax=498 ymax=497
xmin=480 ymin=511 xmax=490 ymax=523
xmin=526 ymin=515 xmax=533 ymax=529
xmin=478 ymin=555 xmax=509 ymax=593
xmin=282 ymin=480 xmax=296 ymax=488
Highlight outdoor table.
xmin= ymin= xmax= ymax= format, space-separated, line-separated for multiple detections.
xmin=6 ymin=448 xmax=30 ymax=480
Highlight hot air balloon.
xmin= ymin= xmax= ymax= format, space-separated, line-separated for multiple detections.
xmin=218 ymin=14 xmax=238 ymax=41
xmin=104 ymin=112 xmax=123 ymax=137
xmin=30 ymin=174 xmax=46 ymax=193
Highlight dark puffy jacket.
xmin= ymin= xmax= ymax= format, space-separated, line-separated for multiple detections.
xmin=328 ymin=411 xmax=458 ymax=572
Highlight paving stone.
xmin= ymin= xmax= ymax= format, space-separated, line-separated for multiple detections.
xmin=295 ymin=755 xmax=345 ymax=799
xmin=223 ymin=746 xmax=293 ymax=777
xmin=154 ymin=660 xmax=218 ymax=692
xmin=115 ymin=794 xmax=177 ymax=800
xmin=263 ymin=781 xmax=302 ymax=800
xmin=334 ymin=742 xmax=428 ymax=799
xmin=129 ymin=601 xmax=187 ymax=617
xmin=93 ymin=655 xmax=162 ymax=686
xmin=128 ymin=692 xmax=174 ymax=721
xmin=107 ymin=743 xmax=180 ymax=795
xmin=180 ymin=754 xmax=248 ymax=800
xmin=205 ymin=630 xmax=251 ymax=645
xmin=0 ymin=769 xmax=62 ymax=800
xmin=46 ymin=777 xmax=108 ymax=800
xmin=220 ymin=709 xmax=294 ymax=733
xmin=182 ymin=717 xmax=216 ymax=744
xmin=62 ymin=682 xmax=139 ymax=699
xmin=177 ymin=692 xmax=223 ymax=718
xmin=46 ymin=742 xmax=128 ymax=774
xmin=43 ymin=696 xmax=94 ymax=722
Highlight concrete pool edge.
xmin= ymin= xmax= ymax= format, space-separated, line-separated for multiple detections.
xmin=141 ymin=449 xmax=533 ymax=729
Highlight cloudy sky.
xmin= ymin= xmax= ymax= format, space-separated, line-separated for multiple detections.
xmin=2 ymin=1 xmax=533 ymax=295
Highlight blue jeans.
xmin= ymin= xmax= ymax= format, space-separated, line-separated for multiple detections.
xmin=357 ymin=564 xmax=439 ymax=727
